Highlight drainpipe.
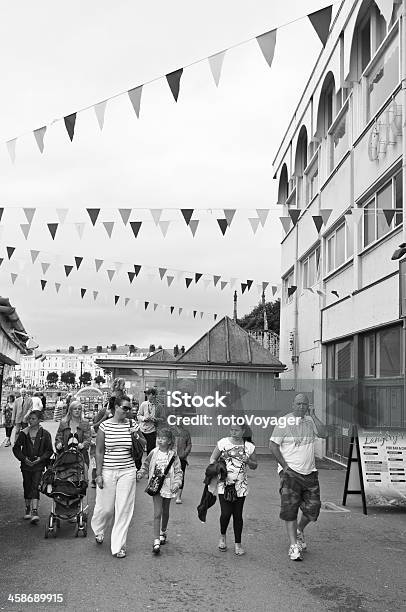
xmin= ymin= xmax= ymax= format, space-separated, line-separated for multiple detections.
xmin=403 ymin=0 xmax=406 ymax=411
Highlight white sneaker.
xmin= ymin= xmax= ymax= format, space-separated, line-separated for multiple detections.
xmin=288 ymin=543 xmax=303 ymax=561
xmin=24 ymin=506 xmax=32 ymax=520
xmin=296 ymin=529 xmax=307 ymax=552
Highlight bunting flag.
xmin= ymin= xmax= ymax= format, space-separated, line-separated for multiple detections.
xmin=74 ymin=256 xmax=83 ymax=270
xmin=214 ymin=314 xmax=218 ymax=321
xmin=246 ymin=280 xmax=253 ymax=290
xmin=81 ymin=288 xmax=87 ymax=299
xmin=40 ymin=279 xmax=47 ymax=291
xmin=249 ymin=218 xmax=260 ymax=234
xmin=220 ymin=281 xmax=228 ymax=290
xmin=279 ymin=217 xmax=291 ymax=233
xmin=6 ymin=139 xmax=16 ymax=163
xmin=64 ymin=265 xmax=73 ymax=277
xmin=55 ymin=282 xmax=61 ymax=293
xmin=308 ymin=5 xmax=333 ymax=46
xmin=350 ymin=208 xmax=363 ymax=224
xmin=94 ymin=100 xmax=107 ymax=130
xmin=134 ymin=264 xmax=142 ymax=276
xmin=75 ymin=223 xmax=85 ymax=239
xmin=144 ymin=301 xmax=149 ymax=310
xmin=208 ymin=51 xmax=226 ymax=87
xmin=93 ymin=290 xmax=98 ymax=301
xmin=159 ymin=267 xmax=167 ymax=280
xmin=241 ymin=283 xmax=247 ymax=294
xmin=33 ymin=126 xmax=46 ymax=153
xmin=114 ymin=262 xmax=123 ymax=273
xmin=217 ymin=219 xmax=228 ymax=235
xmin=229 ymin=278 xmax=236 ymax=289
xmin=64 ymin=113 xmax=76 ymax=141
xmin=178 ymin=307 xmax=183 ymax=316
xmin=189 ymin=220 xmax=199 ymax=237
xmin=185 ymin=277 xmax=193 ymax=289
xmin=130 ymin=221 xmax=142 ymax=238
xmin=383 ymin=209 xmax=396 ymax=225
xmin=213 ymin=275 xmax=220 ymax=287
xmin=114 ymin=295 xmax=119 ymax=305
xmin=224 ymin=209 xmax=236 ymax=227
xmin=375 ymin=0 xmax=396 ymax=24
xmin=20 ymin=224 xmax=30 ymax=239
xmin=166 ymin=68 xmax=183 ymax=102
xmin=287 ymin=285 xmax=297 ymax=297
xmin=158 ymin=221 xmax=170 ymax=237
xmin=312 ymin=216 xmax=323 ymax=233
xmin=315 ymin=289 xmax=326 ymax=297
xmin=331 ymin=290 xmax=339 ymax=298
xmin=320 ymin=209 xmax=333 ymax=225
xmin=119 ymin=209 xmax=131 ymax=225
xmin=153 ymin=303 xmax=158 ymax=311
xmin=11 ymin=273 xmax=17 ymax=285
xmin=30 ymin=250 xmax=40 ymax=264
xmin=128 ymin=85 xmax=143 ymax=118
xmin=262 ymin=282 xmax=269 ymax=291
xmin=124 ymin=298 xmax=130 ymax=307
xmin=107 ymin=269 xmax=115 ymax=281
xmin=195 ymin=273 xmax=202 ymax=284
xmin=0 ymin=258 xmax=3 ymax=267
xmin=256 ymin=209 xmax=269 ymax=227
xmin=87 ymin=208 xmax=100 ymax=226
xmin=181 ymin=209 xmax=194 ymax=225
xmin=200 ymin=312 xmax=204 ymax=319
xmin=41 ymin=263 xmax=50 ymax=275
xmin=56 ymin=208 xmax=68 ymax=224
xmin=193 ymin=311 xmax=197 ymax=318
xmin=128 ymin=271 xmax=135 ymax=284
xmin=95 ymin=259 xmax=103 ymax=272
xmin=203 ymin=279 xmax=211 ymax=290
xmin=167 ymin=275 xmax=174 ymax=287
xmin=170 ymin=306 xmax=175 ymax=314
xmin=23 ymin=208 xmax=36 ymax=224
xmin=256 ymin=29 xmax=277 ymax=68
xmin=0 ymin=208 xmax=3 ymax=222
xmin=151 ymin=209 xmax=162 ymax=225
xmin=47 ymin=223 xmax=58 ymax=240
xmin=272 ymin=285 xmax=280 ymax=297
xmin=6 ymin=247 xmax=15 ymax=260
xmin=288 ymin=209 xmax=301 ymax=225
xmin=103 ymin=222 xmax=114 ymax=238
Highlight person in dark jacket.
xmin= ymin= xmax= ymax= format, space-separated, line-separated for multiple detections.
xmin=13 ymin=408 xmax=53 ymax=524
xmin=55 ymin=400 xmax=91 ymax=467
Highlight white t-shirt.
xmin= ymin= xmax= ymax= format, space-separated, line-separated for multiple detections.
xmin=216 ymin=437 xmax=255 ymax=497
xmin=270 ymin=414 xmax=317 ymax=475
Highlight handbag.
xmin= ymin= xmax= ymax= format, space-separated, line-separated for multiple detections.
xmin=129 ymin=419 xmax=146 ymax=470
xmin=222 ymin=442 xmax=246 ymax=503
xmin=145 ymin=454 xmax=175 ymax=496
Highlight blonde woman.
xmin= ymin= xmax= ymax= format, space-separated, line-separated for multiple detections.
xmin=55 ymin=400 xmax=91 ymax=466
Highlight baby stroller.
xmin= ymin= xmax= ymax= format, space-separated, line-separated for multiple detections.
xmin=41 ymin=438 xmax=88 ymax=538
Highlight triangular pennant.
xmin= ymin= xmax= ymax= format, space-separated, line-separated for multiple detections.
xmin=74 ymin=256 xmax=83 ymax=270
xmin=375 ymin=0 xmax=396 ymax=23
xmin=64 ymin=113 xmax=76 ymax=141
xmin=306 ymin=287 xmax=314 ymax=294
xmin=351 ymin=209 xmax=363 ymax=224
xmin=217 ymin=218 xmax=228 ymax=235
xmin=150 ymin=210 xmax=162 ymax=225
xmin=64 ymin=265 xmax=73 ymax=277
xmin=128 ymin=271 xmax=136 ymax=284
xmin=262 ymin=282 xmax=269 ymax=291
xmin=130 ymin=221 xmax=142 ymax=238
xmin=40 ymin=279 xmax=47 ymax=291
xmin=204 ymin=279 xmax=211 ymax=290
xmin=124 ymin=298 xmax=130 ymax=307
xmin=246 ymin=280 xmax=253 ymax=290
xmin=213 ymin=275 xmax=220 ymax=287
xmin=176 ymin=270 xmax=184 ymax=282
xmin=185 ymin=277 xmax=193 ymax=289
xmin=312 ymin=215 xmax=324 ymax=233
xmin=47 ymin=223 xmax=58 ymax=240
xmin=178 ymin=308 xmax=183 ymax=316
xmin=153 ymin=303 xmax=158 ymax=311
xmin=382 ymin=209 xmax=395 ymax=226
xmin=0 ymin=209 xmax=3 ymax=222
xmin=200 ymin=312 xmax=204 ymax=319
xmin=279 ymin=217 xmax=291 ymax=233
xmin=159 ymin=221 xmax=170 ymax=237
xmin=114 ymin=295 xmax=120 ymax=305
xmin=33 ymin=126 xmax=47 ymax=153
xmin=220 ymin=281 xmax=228 ymax=290
xmin=249 ymin=218 xmax=260 ymax=234
xmin=134 ymin=264 xmax=142 ymax=276
xmin=241 ymin=283 xmax=247 ymax=294
xmin=288 ymin=209 xmax=301 ymax=226
xmin=6 ymin=246 xmax=15 ymax=260
xmin=56 ymin=208 xmax=68 ymax=224
xmin=55 ymin=282 xmax=61 ymax=294
xmin=75 ymin=222 xmax=85 ymax=239
xmin=229 ymin=278 xmax=237 ymax=289
xmin=170 ymin=306 xmax=175 ymax=314
xmin=0 ymin=258 xmax=3 ymax=267
xmin=6 ymin=139 xmax=16 ymax=163
xmin=344 ymin=209 xmax=352 ymax=216
xmin=144 ymin=301 xmax=149 ymax=310
xmin=81 ymin=288 xmax=87 ymax=299
xmin=308 ymin=5 xmax=332 ymax=46
xmin=94 ymin=100 xmax=107 ymax=130
xmin=103 ymin=222 xmax=114 ymax=238
xmin=320 ymin=209 xmax=333 ymax=225
xmin=166 ymin=68 xmax=183 ymax=102
xmin=189 ymin=219 xmax=199 ymax=236
xmin=119 ymin=209 xmax=131 ymax=226
xmin=87 ymin=208 xmax=100 ymax=226
xmin=95 ymin=259 xmax=103 ymax=272
xmin=315 ymin=289 xmax=326 ymax=297
xmin=167 ymin=276 xmax=174 ymax=287
xmin=195 ymin=273 xmax=202 ymax=283
xmin=107 ymin=269 xmax=115 ymax=281
xmin=208 ymin=51 xmax=226 ymax=87
xmin=128 ymin=85 xmax=143 ymax=118
xmin=214 ymin=314 xmax=218 ymax=321
xmin=159 ymin=268 xmax=167 ymax=280
xmin=193 ymin=311 xmax=197 ymax=318
xmin=256 ymin=29 xmax=277 ymax=68
xmin=20 ymin=224 xmax=30 ymax=239
xmin=223 ymin=209 xmax=236 ymax=227
xmin=41 ymin=262 xmax=50 ymax=274
xmin=11 ymin=273 xmax=17 ymax=285
xmin=30 ymin=250 xmax=40 ymax=264
xmin=256 ymin=209 xmax=269 ymax=227
xmin=114 ymin=262 xmax=123 ymax=273
xmin=93 ymin=291 xmax=98 ymax=301
xmin=23 ymin=208 xmax=36 ymax=224
xmin=181 ymin=209 xmax=194 ymax=225
xmin=331 ymin=290 xmax=340 ymax=298
xmin=287 ymin=285 xmax=297 ymax=297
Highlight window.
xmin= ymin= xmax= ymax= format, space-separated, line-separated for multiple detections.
xmin=363 ymin=334 xmax=376 ymax=377
xmin=363 ymin=171 xmax=403 ymax=247
xmin=326 ymin=339 xmax=354 ymax=379
xmin=301 ymin=246 xmax=320 ymax=289
xmin=325 ymin=222 xmax=352 ymax=274
xmin=329 ymin=105 xmax=349 ymax=171
xmin=283 ymin=270 xmax=295 ymax=304
xmin=366 ymin=33 xmax=399 ymax=120
xmin=360 ymin=326 xmax=402 ymax=378
xmin=305 ymin=153 xmax=319 ymax=204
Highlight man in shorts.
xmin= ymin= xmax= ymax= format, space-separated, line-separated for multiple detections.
xmin=269 ymin=393 xmax=328 ymax=561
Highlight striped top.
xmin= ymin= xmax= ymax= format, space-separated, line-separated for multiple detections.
xmin=100 ymin=419 xmax=135 ymax=470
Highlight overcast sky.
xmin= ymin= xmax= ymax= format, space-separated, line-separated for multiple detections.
xmin=0 ymin=0 xmax=333 ymax=350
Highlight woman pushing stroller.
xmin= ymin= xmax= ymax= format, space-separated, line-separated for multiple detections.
xmin=55 ymin=400 xmax=91 ymax=470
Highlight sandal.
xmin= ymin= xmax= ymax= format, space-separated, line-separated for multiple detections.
xmin=152 ymin=540 xmax=161 ymax=555
xmin=115 ymin=549 xmax=126 ymax=558
xmin=218 ymin=537 xmax=227 ymax=551
xmin=95 ymin=535 xmax=104 ymax=544
xmin=234 ymin=545 xmax=245 ymax=556
xmin=159 ymin=531 xmax=167 ymax=545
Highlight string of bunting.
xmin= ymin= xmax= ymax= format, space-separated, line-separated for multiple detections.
xmin=279 ymin=206 xmax=400 ymax=233
xmin=4 ymin=4 xmax=334 ymax=162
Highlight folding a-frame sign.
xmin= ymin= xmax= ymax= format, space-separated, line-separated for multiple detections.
xmin=342 ymin=425 xmax=368 ymax=515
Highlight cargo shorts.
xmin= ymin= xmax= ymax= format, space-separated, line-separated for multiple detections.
xmin=279 ymin=468 xmax=321 ymax=522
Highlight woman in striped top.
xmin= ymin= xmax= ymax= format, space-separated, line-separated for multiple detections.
xmin=91 ymin=395 xmax=141 ymax=558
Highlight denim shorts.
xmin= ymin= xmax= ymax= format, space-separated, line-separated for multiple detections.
xmin=279 ymin=468 xmax=321 ymax=522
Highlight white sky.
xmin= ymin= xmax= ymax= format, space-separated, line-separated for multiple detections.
xmin=0 ymin=0 xmax=334 ymax=350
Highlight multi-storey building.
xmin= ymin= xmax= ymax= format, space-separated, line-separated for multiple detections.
xmin=273 ymin=0 xmax=405 ymax=463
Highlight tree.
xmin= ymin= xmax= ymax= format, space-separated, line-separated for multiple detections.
xmin=61 ymin=371 xmax=76 ymax=385
xmin=68 ymin=346 xmax=74 ymax=353
xmin=110 ymin=344 xmax=117 ymax=351
xmin=79 ymin=371 xmax=92 ymax=385
xmin=94 ymin=374 xmax=106 ymax=385
xmin=149 ymin=344 xmax=156 ymax=352
xmin=96 ymin=345 xmax=103 ymax=353
xmin=238 ymin=299 xmax=280 ymax=335
xmin=15 ymin=376 xmax=22 ymax=384
xmin=46 ymin=372 xmax=59 ymax=385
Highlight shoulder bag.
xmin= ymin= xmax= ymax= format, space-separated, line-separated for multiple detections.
xmin=129 ymin=419 xmax=146 ymax=470
xmin=145 ymin=454 xmax=175 ymax=496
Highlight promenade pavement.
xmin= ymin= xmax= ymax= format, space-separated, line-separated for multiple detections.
xmin=0 ymin=421 xmax=405 ymax=612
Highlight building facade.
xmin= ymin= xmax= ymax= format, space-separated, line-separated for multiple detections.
xmin=273 ymin=0 xmax=405 ymax=463
xmin=0 ymin=296 xmax=29 ymax=403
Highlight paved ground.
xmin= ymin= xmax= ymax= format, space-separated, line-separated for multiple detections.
xmin=0 ymin=421 xmax=405 ymax=612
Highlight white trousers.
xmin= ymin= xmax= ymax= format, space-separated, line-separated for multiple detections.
xmin=91 ymin=467 xmax=137 ymax=555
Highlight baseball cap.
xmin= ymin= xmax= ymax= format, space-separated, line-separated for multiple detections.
xmin=144 ymin=388 xmax=157 ymax=396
